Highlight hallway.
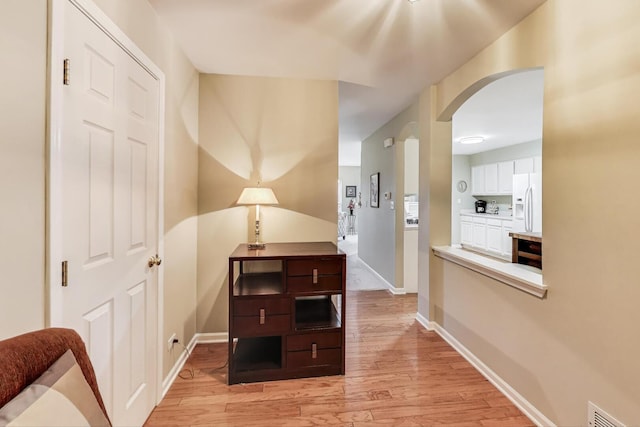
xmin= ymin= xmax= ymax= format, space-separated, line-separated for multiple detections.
xmin=338 ymin=235 xmax=388 ymax=292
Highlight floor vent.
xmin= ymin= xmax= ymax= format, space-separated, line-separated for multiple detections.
xmin=588 ymin=401 xmax=625 ymax=427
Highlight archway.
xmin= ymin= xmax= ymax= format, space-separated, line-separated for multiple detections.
xmin=449 ymin=69 xmax=544 ymax=264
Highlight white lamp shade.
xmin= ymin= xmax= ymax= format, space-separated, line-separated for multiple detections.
xmin=236 ymin=187 xmax=279 ymax=206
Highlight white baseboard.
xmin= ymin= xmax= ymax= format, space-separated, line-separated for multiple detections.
xmin=359 ymin=258 xmax=406 ymax=295
xmin=161 ymin=332 xmax=228 ymax=397
xmin=161 ymin=333 xmax=199 ymax=398
xmin=195 ymin=332 xmax=228 ymax=343
xmin=415 ymin=312 xmax=434 ymax=331
xmin=419 ymin=320 xmax=555 ymax=427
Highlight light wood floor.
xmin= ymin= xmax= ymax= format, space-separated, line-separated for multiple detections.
xmin=145 ymin=291 xmax=533 ymax=426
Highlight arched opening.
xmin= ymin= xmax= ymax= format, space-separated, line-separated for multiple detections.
xmin=451 ymin=68 xmax=543 ymax=270
xmin=451 ymin=69 xmax=544 ymax=269
xmin=431 ymin=67 xmax=545 ymax=297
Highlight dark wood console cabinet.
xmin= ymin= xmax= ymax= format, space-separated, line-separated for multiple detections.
xmin=228 ymin=242 xmax=346 ymax=384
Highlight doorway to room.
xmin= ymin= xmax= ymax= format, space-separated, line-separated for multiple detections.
xmin=338 ymin=155 xmax=386 ymax=291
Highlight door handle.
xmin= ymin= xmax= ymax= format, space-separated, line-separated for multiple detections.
xmin=312 ymin=268 xmax=318 ymax=284
xmin=147 ymin=254 xmax=162 ymax=268
xmin=259 ymin=308 xmax=265 ymax=325
xmin=311 ymin=343 xmax=317 ymax=359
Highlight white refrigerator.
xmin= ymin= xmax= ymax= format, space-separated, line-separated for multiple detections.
xmin=513 ymin=173 xmax=542 ymax=233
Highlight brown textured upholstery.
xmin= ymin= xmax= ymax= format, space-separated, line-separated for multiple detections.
xmin=0 ymin=327 xmax=110 ymax=423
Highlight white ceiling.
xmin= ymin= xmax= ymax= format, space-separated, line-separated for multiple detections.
xmin=148 ymin=0 xmax=546 ymax=165
xmin=452 ymin=69 xmax=544 ymax=155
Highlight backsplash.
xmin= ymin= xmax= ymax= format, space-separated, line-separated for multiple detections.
xmin=471 ymin=195 xmax=512 ymax=216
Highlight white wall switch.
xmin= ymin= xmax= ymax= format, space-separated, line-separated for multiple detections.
xmin=390 ymin=201 xmax=395 ymax=210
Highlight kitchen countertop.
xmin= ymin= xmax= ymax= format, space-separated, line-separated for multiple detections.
xmin=509 ymin=231 xmax=542 ymax=242
xmin=460 ymin=210 xmax=513 ymax=219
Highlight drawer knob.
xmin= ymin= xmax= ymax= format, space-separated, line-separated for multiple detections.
xmin=312 ymin=268 xmax=318 ymax=284
xmin=259 ymin=308 xmax=265 ymax=325
xmin=311 ymin=343 xmax=317 ymax=359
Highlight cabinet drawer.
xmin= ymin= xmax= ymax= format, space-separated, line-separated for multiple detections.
xmin=232 ymin=314 xmax=290 ymax=337
xmin=487 ymin=218 xmax=501 ymax=226
xmin=233 ymin=297 xmax=290 ymax=316
xmin=287 ymin=259 xmax=342 ymax=277
xmin=288 ymin=275 xmax=342 ymax=293
xmin=287 ymin=331 xmax=341 ymax=352
xmin=472 ymin=216 xmax=487 ymax=224
xmin=287 ymin=347 xmax=341 ymax=369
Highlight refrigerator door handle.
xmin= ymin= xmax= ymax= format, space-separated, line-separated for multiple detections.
xmin=524 ymin=188 xmax=528 ymax=232
xmin=525 ymin=187 xmax=532 ymax=232
xmin=525 ymin=187 xmax=528 ymax=231
xmin=528 ymin=187 xmax=533 ymax=232
xmin=527 ymin=187 xmax=533 ymax=233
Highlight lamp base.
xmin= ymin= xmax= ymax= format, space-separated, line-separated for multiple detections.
xmin=247 ymin=242 xmax=266 ymax=250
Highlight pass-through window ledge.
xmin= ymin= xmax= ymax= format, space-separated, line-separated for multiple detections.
xmin=432 ymin=245 xmax=547 ymax=298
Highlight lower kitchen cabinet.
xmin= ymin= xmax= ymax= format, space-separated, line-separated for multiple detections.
xmin=487 ymin=221 xmax=503 ymax=255
xmin=461 ymin=214 xmax=513 ymax=261
xmin=502 ymin=222 xmax=513 ymax=258
xmin=228 ymin=242 xmax=346 ymax=384
xmin=461 ymin=215 xmax=473 ymax=246
xmin=472 ymin=216 xmax=487 ymax=250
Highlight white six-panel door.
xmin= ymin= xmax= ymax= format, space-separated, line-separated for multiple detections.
xmin=52 ymin=1 xmax=162 ymax=425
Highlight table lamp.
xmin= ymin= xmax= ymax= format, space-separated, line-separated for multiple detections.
xmin=237 ymin=186 xmax=279 ymax=249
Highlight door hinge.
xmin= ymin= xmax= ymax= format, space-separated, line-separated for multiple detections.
xmin=63 ymin=58 xmax=70 ymax=85
xmin=61 ymin=260 xmax=68 ymax=287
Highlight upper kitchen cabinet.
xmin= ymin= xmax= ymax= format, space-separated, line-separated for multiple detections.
xmin=498 ymin=161 xmax=514 ymax=193
xmin=534 ymin=156 xmax=542 ymax=173
xmin=471 ymin=165 xmax=485 ymax=195
xmin=484 ymin=163 xmax=498 ymax=194
xmin=471 ymin=161 xmax=513 ymax=196
xmin=515 ymin=156 xmax=542 ymax=174
xmin=514 ymin=157 xmax=534 ymax=174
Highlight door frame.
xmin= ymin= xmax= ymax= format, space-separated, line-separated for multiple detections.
xmin=47 ymin=0 xmax=166 ymax=405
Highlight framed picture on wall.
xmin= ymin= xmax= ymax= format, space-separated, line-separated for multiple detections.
xmin=370 ymin=173 xmax=379 ymax=208
xmin=345 ymin=185 xmax=356 ymax=198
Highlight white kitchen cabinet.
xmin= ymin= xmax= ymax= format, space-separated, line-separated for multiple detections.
xmin=486 ymin=223 xmax=502 ymax=254
xmin=461 ymin=214 xmax=513 ymax=261
xmin=472 ymin=163 xmax=501 ymax=195
xmin=472 ymin=217 xmax=487 ymax=249
xmin=484 ymin=163 xmax=498 ymax=194
xmin=534 ymin=156 xmax=542 ymax=173
xmin=471 ymin=165 xmax=485 ymax=195
xmin=515 ymin=157 xmax=534 ymax=174
xmin=461 ymin=216 xmax=473 ymax=245
xmin=502 ymin=220 xmax=513 ymax=258
xmin=498 ymin=161 xmax=514 ymax=194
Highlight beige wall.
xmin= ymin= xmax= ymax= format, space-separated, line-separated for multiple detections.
xmin=0 ymin=0 xmax=47 ymax=339
xmin=420 ymin=0 xmax=640 ymax=424
xmin=197 ymin=74 xmax=338 ymax=333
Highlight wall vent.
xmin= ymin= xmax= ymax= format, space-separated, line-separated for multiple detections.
xmin=588 ymin=401 xmax=625 ymax=427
